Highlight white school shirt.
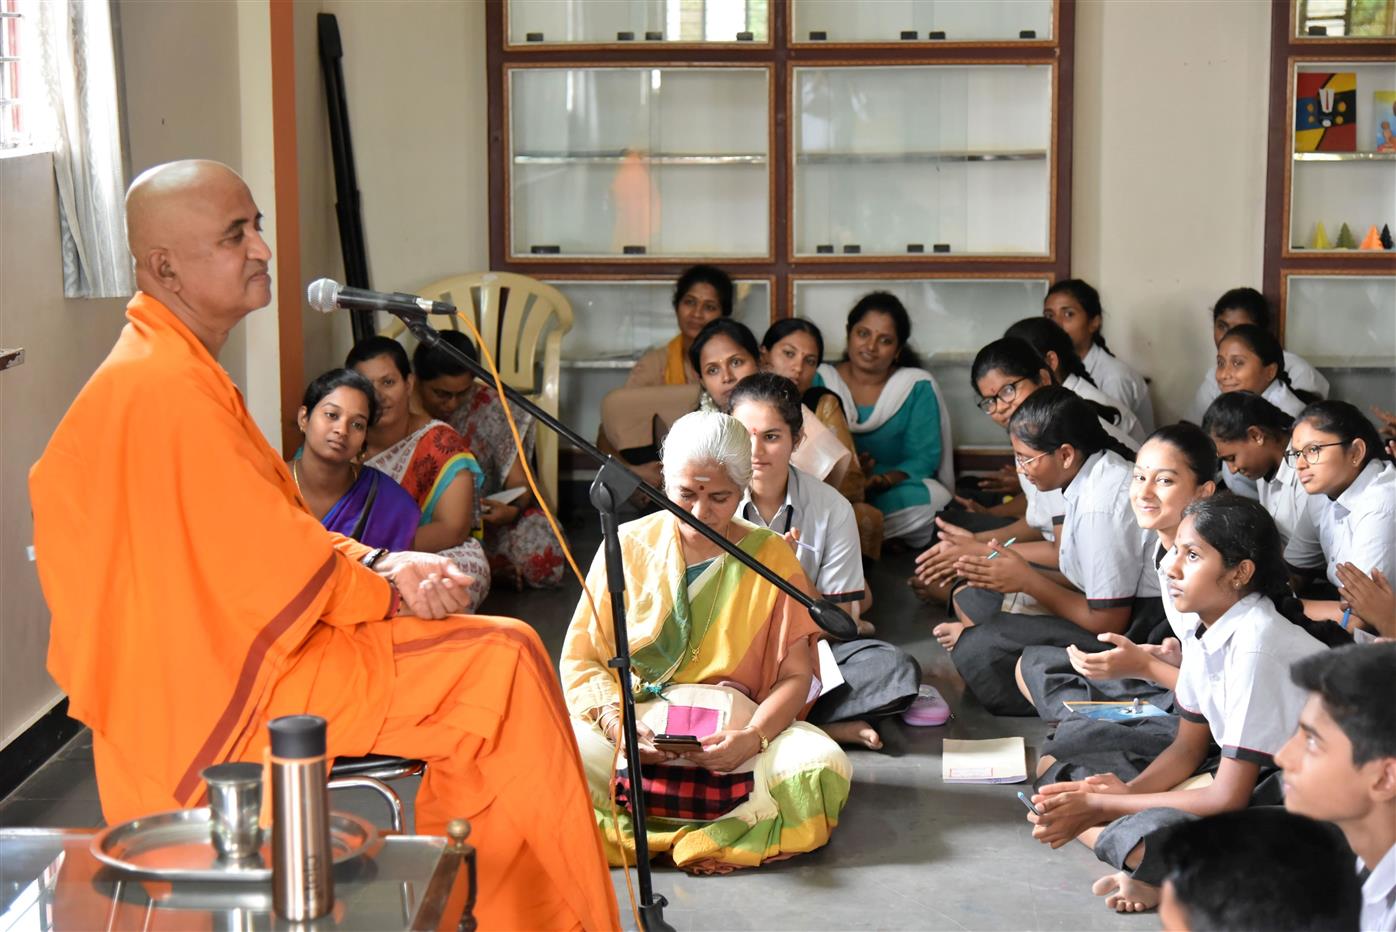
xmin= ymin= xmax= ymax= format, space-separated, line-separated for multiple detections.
xmin=1173 ymin=592 xmax=1325 ymax=766
xmin=1360 ymin=844 xmax=1396 ymax=932
xmin=1063 ymin=373 xmax=1147 ymax=445
xmin=1256 ymin=457 xmax=1325 ymax=569
xmin=739 ymin=465 xmax=865 ymax=606
xmin=1307 ymin=459 xmax=1396 ymax=588
xmin=1187 ymin=350 xmax=1330 ymax=423
xmin=1058 ymin=450 xmax=1155 ymax=609
xmin=1021 ymin=471 xmax=1065 ymax=542
xmin=1083 ymin=344 xmax=1155 ymax=434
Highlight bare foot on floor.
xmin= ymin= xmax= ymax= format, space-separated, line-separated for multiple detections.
xmin=933 ymin=619 xmax=972 ymax=651
xmin=822 ymin=720 xmax=883 ymax=750
xmin=1091 ymin=871 xmax=1160 ymax=913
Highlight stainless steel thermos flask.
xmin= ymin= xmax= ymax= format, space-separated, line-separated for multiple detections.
xmin=269 ymin=714 xmax=334 ymax=920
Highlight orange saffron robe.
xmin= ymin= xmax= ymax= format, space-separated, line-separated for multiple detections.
xmin=30 ymin=293 xmax=618 ymax=931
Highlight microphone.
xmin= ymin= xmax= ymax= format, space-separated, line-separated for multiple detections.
xmin=306 ymin=278 xmax=456 ymax=318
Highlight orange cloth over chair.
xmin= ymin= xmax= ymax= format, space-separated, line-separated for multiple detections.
xmin=29 ymin=292 xmax=619 ymax=932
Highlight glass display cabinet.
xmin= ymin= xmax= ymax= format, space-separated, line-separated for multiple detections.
xmin=1265 ymin=4 xmax=1394 ymax=410
xmin=790 ymin=0 xmax=1054 ymax=44
xmin=485 ymin=0 xmax=1073 ymax=466
xmin=793 ymin=277 xmax=1050 ymax=447
xmin=793 ymin=65 xmax=1053 ymax=257
xmin=507 ymin=66 xmax=771 ymax=259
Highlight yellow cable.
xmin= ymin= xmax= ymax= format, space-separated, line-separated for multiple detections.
xmin=449 ymin=310 xmax=642 ymax=931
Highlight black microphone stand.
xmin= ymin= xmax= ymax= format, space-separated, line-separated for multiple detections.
xmin=395 ymin=309 xmax=857 ymax=932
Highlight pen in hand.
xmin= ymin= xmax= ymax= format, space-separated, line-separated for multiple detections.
xmin=986 ymin=537 xmax=1018 ymax=560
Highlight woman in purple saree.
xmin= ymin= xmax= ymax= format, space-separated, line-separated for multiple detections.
xmin=290 ymin=369 xmax=420 ymax=550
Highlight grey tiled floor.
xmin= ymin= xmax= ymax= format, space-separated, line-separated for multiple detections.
xmin=0 ymin=510 xmax=1152 ymax=930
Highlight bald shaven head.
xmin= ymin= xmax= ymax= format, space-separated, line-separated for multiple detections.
xmin=126 ymin=160 xmax=272 ymax=356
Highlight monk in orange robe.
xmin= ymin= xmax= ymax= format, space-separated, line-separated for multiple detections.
xmin=28 ymin=160 xmax=618 ymax=932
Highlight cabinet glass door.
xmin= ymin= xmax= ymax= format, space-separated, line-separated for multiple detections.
xmin=1295 ymin=0 xmax=1396 ymax=38
xmin=792 ymin=0 xmax=1053 ymax=43
xmin=793 ymin=277 xmax=1050 ymax=446
xmin=508 ymin=0 xmax=770 ymax=46
xmin=510 ymin=67 xmax=770 ymax=259
xmin=793 ymin=65 xmax=1053 ymax=258
xmin=1284 ymin=274 xmax=1396 ymax=413
xmin=1289 ymin=60 xmax=1396 ymax=254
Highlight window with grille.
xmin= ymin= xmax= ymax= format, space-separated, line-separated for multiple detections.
xmin=0 ymin=0 xmax=39 ymax=150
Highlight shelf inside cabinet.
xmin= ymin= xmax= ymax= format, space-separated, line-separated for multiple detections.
xmin=514 ymin=151 xmax=768 ymax=166
xmin=1293 ymin=151 xmax=1396 ymax=161
xmin=797 ymin=149 xmax=1047 ymax=165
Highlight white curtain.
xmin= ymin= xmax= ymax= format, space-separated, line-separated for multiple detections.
xmin=36 ymin=0 xmax=132 ymax=299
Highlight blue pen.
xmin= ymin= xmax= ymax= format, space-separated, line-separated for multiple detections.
xmin=1340 ymin=607 xmax=1352 ymax=630
xmin=986 ymin=536 xmax=1018 ymax=560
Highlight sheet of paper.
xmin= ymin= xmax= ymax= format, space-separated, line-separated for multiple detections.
xmin=1170 ymin=772 xmax=1215 ymax=792
xmin=485 ymin=486 xmax=527 ymax=505
xmin=815 ymin=639 xmax=845 ymax=696
xmin=941 ymin=737 xmax=1027 ymax=784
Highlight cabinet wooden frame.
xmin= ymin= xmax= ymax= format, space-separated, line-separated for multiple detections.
xmin=1277 ymin=267 xmax=1396 ymax=345
xmin=1262 ymin=3 xmax=1396 ymax=335
xmin=485 ymin=0 xmax=1074 ymax=325
xmin=502 ymin=0 xmax=775 ymax=52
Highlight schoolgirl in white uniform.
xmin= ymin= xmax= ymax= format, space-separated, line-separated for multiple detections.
xmin=914 ymin=338 xmax=1138 ymax=601
xmin=1186 ymin=287 xmax=1328 ymax=423
xmin=1005 ymin=316 xmax=1147 ymax=445
xmin=1214 ymin=324 xmax=1313 ymax=419
xmin=728 ymin=373 xmax=920 ymax=750
xmin=1017 ymin=424 xmax=1218 ymax=787
xmin=1289 ymin=400 xmax=1396 ymax=628
xmin=1027 ymin=495 xmax=1326 ymax=914
xmin=1043 ymin=279 xmax=1155 ymax=434
xmin=937 ymin=387 xmax=1155 ymax=716
xmin=1201 ymin=391 xmax=1324 ymax=569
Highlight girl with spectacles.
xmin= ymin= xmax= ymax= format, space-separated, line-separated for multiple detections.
xmin=935 ymin=388 xmax=1152 ymax=716
xmin=914 ymin=339 xmax=1138 ymax=604
xmin=1288 ymin=400 xmax=1396 ymax=631
xmin=1043 ymin=280 xmax=1155 ymax=434
xmin=1200 ymin=392 xmax=1324 ymax=570
xmin=1005 ymin=317 xmax=1147 ymax=445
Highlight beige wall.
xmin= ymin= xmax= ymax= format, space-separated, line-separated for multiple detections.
xmin=0 ymin=155 xmax=128 ymax=745
xmin=1072 ymin=0 xmax=1273 ymax=423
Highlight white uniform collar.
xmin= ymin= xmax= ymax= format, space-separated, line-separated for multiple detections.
xmin=1194 ymin=591 xmax=1266 ymax=653
xmin=1333 ymin=459 xmax=1385 ymax=511
xmin=1063 ymin=450 xmax=1107 ymax=505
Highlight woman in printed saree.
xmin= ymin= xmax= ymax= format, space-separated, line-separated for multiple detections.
xmin=411 ymin=332 xmax=567 ymax=590
xmin=346 ymin=336 xmax=490 ymax=610
xmin=561 ymin=411 xmax=852 ymax=874
xmin=289 ymin=368 xmax=420 ymax=550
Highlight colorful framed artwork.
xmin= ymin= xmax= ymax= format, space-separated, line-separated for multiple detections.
xmin=1295 ymin=71 xmax=1357 ymax=151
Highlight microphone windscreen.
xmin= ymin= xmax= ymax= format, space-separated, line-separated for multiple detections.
xmin=306 ymin=278 xmax=340 ymax=314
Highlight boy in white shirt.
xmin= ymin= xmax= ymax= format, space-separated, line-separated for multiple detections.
xmin=1277 ymin=643 xmax=1396 ymax=932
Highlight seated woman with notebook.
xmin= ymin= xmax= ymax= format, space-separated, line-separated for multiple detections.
xmin=561 ymin=410 xmax=851 ymax=874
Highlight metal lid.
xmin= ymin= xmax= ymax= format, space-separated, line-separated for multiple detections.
xmin=268 ymin=715 xmax=326 ymax=759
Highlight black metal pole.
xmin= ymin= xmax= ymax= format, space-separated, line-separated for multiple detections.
xmin=317 ymin=13 xmax=374 ymax=344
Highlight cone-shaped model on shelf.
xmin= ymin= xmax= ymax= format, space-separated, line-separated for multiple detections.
xmin=1310 ymin=222 xmax=1331 ymax=250
xmin=1360 ymin=225 xmax=1382 ymax=250
xmin=1336 ymin=223 xmax=1356 ymax=248
xmin=1382 ymin=224 xmax=1393 ymax=249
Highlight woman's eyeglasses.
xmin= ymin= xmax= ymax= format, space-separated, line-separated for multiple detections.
xmin=1283 ymin=441 xmax=1347 ymax=466
xmin=977 ymin=378 xmax=1029 ymax=413
xmin=1014 ymin=448 xmax=1055 ymax=471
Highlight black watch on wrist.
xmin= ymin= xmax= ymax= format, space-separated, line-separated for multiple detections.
xmin=361 ymin=547 xmax=389 ymax=569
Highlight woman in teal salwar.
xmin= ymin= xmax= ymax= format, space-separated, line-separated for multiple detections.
xmin=815 ymin=292 xmax=953 ymax=547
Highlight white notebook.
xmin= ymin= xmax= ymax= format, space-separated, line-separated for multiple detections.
xmin=941 ymin=737 xmax=1028 ymax=784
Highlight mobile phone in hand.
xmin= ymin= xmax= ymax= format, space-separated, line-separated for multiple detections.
xmin=653 ymin=733 xmax=703 ymax=751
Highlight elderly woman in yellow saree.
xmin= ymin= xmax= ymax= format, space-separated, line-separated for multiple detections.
xmin=561 ymin=411 xmax=852 ymax=875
